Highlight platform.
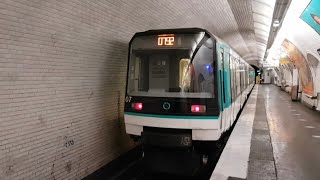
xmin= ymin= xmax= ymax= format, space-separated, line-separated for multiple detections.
xmin=211 ymin=85 xmax=320 ymax=180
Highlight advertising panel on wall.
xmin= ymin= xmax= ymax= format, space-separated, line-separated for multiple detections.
xmin=279 ymin=57 xmax=291 ymax=65
xmin=300 ymin=0 xmax=320 ymax=35
xmin=281 ymin=39 xmax=314 ymax=96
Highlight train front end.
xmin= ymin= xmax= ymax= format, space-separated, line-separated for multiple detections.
xmin=124 ymin=29 xmax=220 ymax=152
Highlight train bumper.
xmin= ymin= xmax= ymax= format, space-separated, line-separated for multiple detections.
xmin=124 ymin=113 xmax=221 ymax=141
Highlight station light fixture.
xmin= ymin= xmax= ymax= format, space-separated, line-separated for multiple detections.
xmin=273 ymin=20 xmax=280 ymax=27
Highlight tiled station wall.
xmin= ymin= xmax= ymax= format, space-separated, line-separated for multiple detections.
xmin=0 ymin=1 xmax=133 ymax=179
xmin=0 ymin=0 xmax=235 ymax=179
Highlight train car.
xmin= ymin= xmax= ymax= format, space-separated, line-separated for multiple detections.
xmin=124 ymin=28 xmax=255 ymax=168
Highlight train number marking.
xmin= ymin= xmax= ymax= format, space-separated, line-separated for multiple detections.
xmin=125 ymin=96 xmax=132 ymax=103
xmin=180 ymin=136 xmax=191 ymax=146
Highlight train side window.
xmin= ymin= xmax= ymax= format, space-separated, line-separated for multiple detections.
xmin=220 ymin=48 xmax=226 ymax=104
xmin=230 ymin=56 xmax=236 ymax=102
xmin=236 ymin=59 xmax=241 ymax=96
xmin=240 ymin=63 xmax=243 ymax=92
xmin=234 ymin=58 xmax=237 ymax=99
xmin=234 ymin=59 xmax=236 ymax=100
xmin=229 ymin=54 xmax=232 ymax=103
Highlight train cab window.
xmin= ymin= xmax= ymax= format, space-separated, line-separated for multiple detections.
xmin=189 ymin=38 xmax=214 ymax=95
xmin=127 ymin=33 xmax=216 ymax=99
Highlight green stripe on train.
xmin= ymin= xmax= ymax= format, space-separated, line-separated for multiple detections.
xmin=124 ymin=112 xmax=219 ymax=120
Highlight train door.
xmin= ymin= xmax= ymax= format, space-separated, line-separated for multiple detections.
xmin=229 ymin=56 xmax=234 ymax=126
xmin=218 ymin=46 xmax=225 ymax=132
xmin=235 ymin=58 xmax=241 ymax=114
xmin=218 ymin=45 xmax=231 ymax=132
xmin=232 ymin=58 xmax=237 ymax=122
xmin=239 ymin=62 xmax=243 ymax=108
xmin=224 ymin=49 xmax=231 ymax=129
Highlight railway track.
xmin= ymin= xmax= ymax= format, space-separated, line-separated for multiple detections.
xmin=85 ymin=114 xmax=242 ymax=180
xmin=106 ymin=134 xmax=230 ymax=180
xmin=84 ymin=129 xmax=233 ymax=180
xmin=89 ymin=102 xmax=256 ymax=180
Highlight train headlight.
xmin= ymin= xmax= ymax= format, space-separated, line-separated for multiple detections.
xmin=132 ymin=102 xmax=143 ymax=111
xmin=191 ymin=105 xmax=206 ymax=113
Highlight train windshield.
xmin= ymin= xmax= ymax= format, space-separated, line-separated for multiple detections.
xmin=127 ymin=32 xmax=215 ymax=98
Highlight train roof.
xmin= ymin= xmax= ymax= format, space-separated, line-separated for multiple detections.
xmin=134 ymin=28 xmax=216 ymax=39
xmin=135 ymin=28 xmax=231 ymax=47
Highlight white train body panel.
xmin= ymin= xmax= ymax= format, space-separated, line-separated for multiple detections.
xmin=125 ymin=114 xmax=221 ymax=140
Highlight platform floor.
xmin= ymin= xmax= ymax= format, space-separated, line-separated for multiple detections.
xmin=263 ymin=85 xmax=320 ymax=180
xmin=212 ymin=85 xmax=320 ymax=180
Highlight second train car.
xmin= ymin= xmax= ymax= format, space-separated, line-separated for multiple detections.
xmin=124 ymin=28 xmax=255 ymax=166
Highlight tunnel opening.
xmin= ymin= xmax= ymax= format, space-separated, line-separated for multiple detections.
xmin=250 ymin=64 xmax=260 ymax=78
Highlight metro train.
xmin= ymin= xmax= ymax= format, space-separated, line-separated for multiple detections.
xmin=123 ymin=28 xmax=255 ymax=168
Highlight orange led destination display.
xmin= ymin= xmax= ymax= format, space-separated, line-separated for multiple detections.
xmin=158 ymin=34 xmax=174 ymax=46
